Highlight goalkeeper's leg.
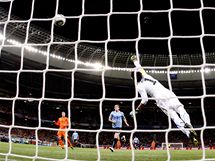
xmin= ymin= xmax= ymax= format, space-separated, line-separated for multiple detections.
xmin=169 ymin=109 xmax=198 ymax=146
xmin=176 ymin=105 xmax=191 ymax=127
xmin=176 ymin=105 xmax=198 ymax=145
xmin=177 ymin=105 xmax=197 ymax=136
xmin=168 ymin=109 xmax=190 ymax=137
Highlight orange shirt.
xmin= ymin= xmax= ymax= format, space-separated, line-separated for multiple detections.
xmin=55 ymin=117 xmax=69 ymax=129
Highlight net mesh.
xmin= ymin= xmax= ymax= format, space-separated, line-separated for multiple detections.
xmin=0 ymin=0 xmax=215 ymax=161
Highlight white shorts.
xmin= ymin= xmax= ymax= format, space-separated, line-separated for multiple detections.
xmin=156 ymin=92 xmax=183 ymax=112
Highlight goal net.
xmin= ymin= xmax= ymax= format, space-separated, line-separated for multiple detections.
xmin=161 ymin=143 xmax=183 ymax=150
xmin=0 ymin=0 xmax=215 ymax=161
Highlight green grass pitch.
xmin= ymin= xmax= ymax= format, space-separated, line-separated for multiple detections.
xmin=0 ymin=142 xmax=215 ymax=161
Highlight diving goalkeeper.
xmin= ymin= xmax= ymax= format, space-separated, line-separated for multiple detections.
xmin=129 ymin=55 xmax=198 ymax=146
xmin=54 ymin=111 xmax=73 ymax=149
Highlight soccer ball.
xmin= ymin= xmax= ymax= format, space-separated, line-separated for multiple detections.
xmin=54 ymin=14 xmax=66 ymax=27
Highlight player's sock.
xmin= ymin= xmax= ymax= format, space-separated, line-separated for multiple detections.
xmin=58 ymin=139 xmax=64 ymax=149
xmin=68 ymin=141 xmax=74 ymax=149
xmin=67 ymin=137 xmax=73 ymax=149
xmin=112 ymin=138 xmax=118 ymax=148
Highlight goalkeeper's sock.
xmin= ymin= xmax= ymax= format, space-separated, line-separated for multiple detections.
xmin=185 ymin=123 xmax=197 ymax=137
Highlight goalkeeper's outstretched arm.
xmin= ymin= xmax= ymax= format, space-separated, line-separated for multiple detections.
xmin=130 ymin=103 xmax=145 ymax=118
xmin=130 ymin=98 xmax=146 ymax=117
xmin=130 ymin=55 xmax=147 ymax=76
xmin=129 ymin=55 xmax=147 ymax=118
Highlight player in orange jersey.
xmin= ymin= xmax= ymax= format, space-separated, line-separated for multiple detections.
xmin=54 ymin=111 xmax=73 ymax=149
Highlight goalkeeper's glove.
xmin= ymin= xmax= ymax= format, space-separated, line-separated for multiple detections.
xmin=130 ymin=55 xmax=137 ymax=62
xmin=129 ymin=110 xmax=139 ymax=118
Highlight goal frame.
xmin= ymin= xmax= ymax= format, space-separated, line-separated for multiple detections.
xmin=161 ymin=142 xmax=184 ymax=150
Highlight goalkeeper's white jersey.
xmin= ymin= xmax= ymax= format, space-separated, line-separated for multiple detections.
xmin=137 ymin=74 xmax=182 ymax=110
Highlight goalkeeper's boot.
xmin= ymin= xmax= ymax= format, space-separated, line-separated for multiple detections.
xmin=109 ymin=147 xmax=114 ymax=152
xmin=185 ymin=123 xmax=198 ymax=146
xmin=191 ymin=137 xmax=199 ymax=146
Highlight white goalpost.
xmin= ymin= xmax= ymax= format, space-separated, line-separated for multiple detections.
xmin=0 ymin=0 xmax=215 ymax=161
